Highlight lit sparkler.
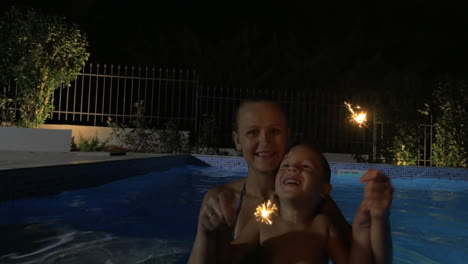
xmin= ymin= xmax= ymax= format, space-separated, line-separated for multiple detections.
xmin=344 ymin=101 xmax=368 ymax=128
xmin=254 ymin=200 xmax=278 ymax=225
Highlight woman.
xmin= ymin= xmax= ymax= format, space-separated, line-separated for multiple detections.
xmin=188 ymin=98 xmax=392 ymax=263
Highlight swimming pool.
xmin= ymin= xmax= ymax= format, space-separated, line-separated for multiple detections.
xmin=0 ymin=155 xmax=467 ymax=263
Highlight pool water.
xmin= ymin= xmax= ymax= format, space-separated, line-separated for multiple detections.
xmin=0 ymin=164 xmax=467 ymax=263
xmin=333 ymin=174 xmax=468 ymax=264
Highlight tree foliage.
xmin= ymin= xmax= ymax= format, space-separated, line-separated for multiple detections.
xmin=384 ymin=119 xmax=422 ymax=166
xmin=108 ymin=101 xmax=189 ymax=153
xmin=0 ymin=6 xmax=89 ymax=127
xmin=191 ymin=114 xmax=219 ymax=155
xmin=384 ymin=78 xmax=468 ymax=168
xmin=421 ymin=80 xmax=468 ymax=168
xmin=107 ymin=101 xmax=159 ymax=153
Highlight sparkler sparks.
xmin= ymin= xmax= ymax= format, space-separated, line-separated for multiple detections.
xmin=344 ymin=101 xmax=368 ymax=128
xmin=254 ymin=200 xmax=278 ymax=225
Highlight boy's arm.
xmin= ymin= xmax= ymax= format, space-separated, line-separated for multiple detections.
xmin=349 ymin=203 xmax=373 ymax=264
xmin=358 ymin=169 xmax=394 ymax=264
xmin=334 ymin=168 xmax=393 ymax=264
xmin=349 ymin=204 xmax=392 ymax=264
xmin=371 ymin=212 xmax=392 ymax=264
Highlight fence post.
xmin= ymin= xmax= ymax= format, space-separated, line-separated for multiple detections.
xmin=372 ymin=106 xmax=377 ymax=162
xmin=194 ymin=76 xmax=199 ymax=138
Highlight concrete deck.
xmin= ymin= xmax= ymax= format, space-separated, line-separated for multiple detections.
xmin=0 ymin=150 xmax=358 ymax=171
xmin=0 ymin=150 xmax=170 ymax=170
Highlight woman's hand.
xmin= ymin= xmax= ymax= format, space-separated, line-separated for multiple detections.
xmin=199 ymin=186 xmax=236 ymax=233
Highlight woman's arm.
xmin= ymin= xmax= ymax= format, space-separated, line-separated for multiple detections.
xmin=321 ymin=195 xmax=353 ymax=246
xmin=326 ymin=214 xmax=353 ymax=264
xmin=188 ymin=186 xmax=236 ymax=264
xmin=187 ymin=227 xmax=216 ymax=264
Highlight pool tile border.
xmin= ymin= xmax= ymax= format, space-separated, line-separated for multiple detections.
xmin=193 ymin=155 xmax=468 ymax=181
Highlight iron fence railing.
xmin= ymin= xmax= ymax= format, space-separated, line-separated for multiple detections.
xmin=50 ymin=64 xmax=199 ymax=132
xmin=3 ymin=62 xmax=436 ymax=164
xmin=419 ymin=121 xmax=434 ymax=166
xmin=194 ymin=84 xmax=381 ymax=155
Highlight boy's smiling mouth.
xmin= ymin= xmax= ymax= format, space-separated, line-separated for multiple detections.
xmin=282 ymin=176 xmax=301 ymax=185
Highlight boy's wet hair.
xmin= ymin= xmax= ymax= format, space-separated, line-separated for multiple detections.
xmin=287 ymin=139 xmax=331 ymax=183
xmin=232 ymin=97 xmax=288 ymax=132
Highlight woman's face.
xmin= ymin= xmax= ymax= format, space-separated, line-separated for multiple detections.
xmin=232 ymin=102 xmax=289 ymax=175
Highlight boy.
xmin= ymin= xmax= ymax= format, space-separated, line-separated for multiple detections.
xmin=230 ymin=144 xmax=392 ymax=263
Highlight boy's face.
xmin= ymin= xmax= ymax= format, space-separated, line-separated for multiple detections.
xmin=232 ymin=102 xmax=289 ymax=175
xmin=275 ymin=145 xmax=331 ymax=201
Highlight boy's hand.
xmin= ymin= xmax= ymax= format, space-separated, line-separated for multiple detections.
xmin=199 ymin=187 xmax=236 ymax=233
xmin=358 ymin=169 xmax=394 ymax=264
xmin=359 ymin=169 xmax=393 ymax=219
xmin=352 ymin=169 xmax=393 ymax=244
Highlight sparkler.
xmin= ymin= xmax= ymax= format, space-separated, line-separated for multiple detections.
xmin=344 ymin=101 xmax=368 ymax=128
xmin=254 ymin=200 xmax=278 ymax=225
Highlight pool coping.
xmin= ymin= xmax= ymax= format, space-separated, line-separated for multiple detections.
xmin=0 ymin=150 xmax=175 ymax=170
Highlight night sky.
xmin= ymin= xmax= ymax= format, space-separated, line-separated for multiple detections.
xmin=2 ymin=0 xmax=468 ymax=94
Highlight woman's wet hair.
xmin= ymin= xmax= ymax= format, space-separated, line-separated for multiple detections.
xmin=232 ymin=97 xmax=288 ymax=132
xmin=287 ymin=139 xmax=331 ymax=183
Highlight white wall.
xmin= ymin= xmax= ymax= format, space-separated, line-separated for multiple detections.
xmin=41 ymin=124 xmax=118 ymax=146
xmin=0 ymin=126 xmax=72 ymax=152
xmin=40 ymin=124 xmax=190 ymax=151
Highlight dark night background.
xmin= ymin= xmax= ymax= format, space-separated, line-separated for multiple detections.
xmin=2 ymin=0 xmax=468 ymax=95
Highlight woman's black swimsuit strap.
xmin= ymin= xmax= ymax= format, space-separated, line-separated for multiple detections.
xmin=232 ymin=181 xmax=247 ymax=239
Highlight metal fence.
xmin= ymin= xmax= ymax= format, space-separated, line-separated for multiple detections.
xmin=3 ymin=62 xmax=434 ymax=161
xmin=50 ymin=64 xmax=199 ymax=132
xmin=419 ymin=120 xmax=434 ymax=166
xmin=195 ymin=84 xmax=384 ymax=155
xmin=43 ymin=63 xmax=385 ymax=156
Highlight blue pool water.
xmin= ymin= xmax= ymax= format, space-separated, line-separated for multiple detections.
xmin=0 ymin=163 xmax=467 ymax=263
